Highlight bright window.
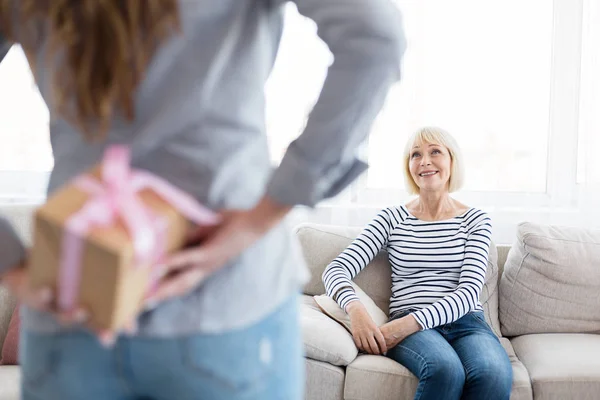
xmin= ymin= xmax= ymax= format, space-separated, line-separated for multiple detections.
xmin=265 ymin=0 xmax=590 ymax=211
xmin=0 ymin=47 xmax=52 ymax=172
xmin=0 ymin=1 xmax=598 ymax=243
xmin=365 ymin=0 xmax=553 ymax=194
xmin=577 ymin=0 xmax=600 ymax=185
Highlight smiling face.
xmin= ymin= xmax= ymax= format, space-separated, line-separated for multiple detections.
xmin=408 ymin=141 xmax=453 ymax=194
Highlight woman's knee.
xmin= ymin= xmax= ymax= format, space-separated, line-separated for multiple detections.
xmin=422 ymin=356 xmax=466 ymax=387
xmin=467 ymin=358 xmax=513 ymax=393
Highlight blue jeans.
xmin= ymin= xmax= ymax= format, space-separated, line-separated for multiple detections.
xmin=386 ymin=310 xmax=512 ymax=400
xmin=19 ymin=295 xmax=303 ymax=400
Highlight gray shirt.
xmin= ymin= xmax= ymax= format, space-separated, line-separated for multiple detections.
xmin=0 ymin=0 xmax=405 ymax=336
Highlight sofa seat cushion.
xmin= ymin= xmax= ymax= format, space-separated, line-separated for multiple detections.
xmin=345 ymin=354 xmax=417 ymax=400
xmin=300 ymin=295 xmax=358 ymax=366
xmin=305 ymin=358 xmax=344 ymax=400
xmin=511 ymin=334 xmax=600 ymax=400
xmin=343 ymin=339 xmax=532 ymax=400
xmin=499 ymin=338 xmax=533 ymax=400
xmin=0 ymin=365 xmax=20 ymax=400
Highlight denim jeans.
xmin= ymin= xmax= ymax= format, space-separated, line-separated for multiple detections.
xmin=386 ymin=310 xmax=512 ymax=400
xmin=19 ymin=295 xmax=303 ymax=400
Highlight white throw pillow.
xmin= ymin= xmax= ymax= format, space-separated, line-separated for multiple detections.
xmin=300 ymin=296 xmax=358 ymax=366
xmin=313 ymin=282 xmax=388 ymax=333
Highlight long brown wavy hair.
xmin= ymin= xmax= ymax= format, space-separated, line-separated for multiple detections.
xmin=0 ymin=0 xmax=180 ymax=141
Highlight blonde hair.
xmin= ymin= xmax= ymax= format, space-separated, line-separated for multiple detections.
xmin=0 ymin=0 xmax=180 ymax=141
xmin=403 ymin=126 xmax=465 ymax=194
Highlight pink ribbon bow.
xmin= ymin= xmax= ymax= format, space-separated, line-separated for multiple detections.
xmin=58 ymin=145 xmax=220 ymax=312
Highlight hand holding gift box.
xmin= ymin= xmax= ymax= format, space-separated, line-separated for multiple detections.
xmin=28 ymin=145 xmax=220 ymax=332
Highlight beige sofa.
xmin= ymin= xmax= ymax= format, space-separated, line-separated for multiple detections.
xmin=0 ymin=206 xmax=599 ymax=400
xmin=0 ymin=205 xmax=30 ymax=400
xmin=296 ymin=223 xmax=600 ymax=400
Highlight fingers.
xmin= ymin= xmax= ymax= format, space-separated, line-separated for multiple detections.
xmin=5 ymin=268 xmax=134 ymax=346
xmin=1 ymin=268 xmax=49 ymax=310
xmin=2 ymin=269 xmax=55 ymax=314
xmin=20 ymin=286 xmax=90 ymax=328
xmin=353 ymin=329 xmax=387 ymax=355
xmin=374 ymin=328 xmax=388 ymax=354
xmin=160 ymin=248 xmax=205 ymax=274
xmin=160 ymin=244 xmax=222 ymax=277
xmin=185 ymin=224 xmax=219 ymax=246
xmin=96 ymin=330 xmax=117 ymax=348
xmin=123 ymin=318 xmax=138 ymax=336
xmin=145 ymin=266 xmax=207 ymax=305
xmin=25 ymin=287 xmax=53 ymax=311
xmin=93 ymin=316 xmax=138 ymax=349
xmin=56 ymin=308 xmax=89 ymax=326
xmin=366 ymin=335 xmax=381 ymax=355
xmin=145 ymin=242 xmax=223 ymax=309
xmin=353 ymin=332 xmax=369 ymax=353
xmin=352 ymin=334 xmax=363 ymax=352
xmin=354 ymin=332 xmax=378 ymax=355
xmin=357 ymin=337 xmax=368 ymax=353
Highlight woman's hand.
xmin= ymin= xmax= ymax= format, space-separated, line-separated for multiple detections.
xmin=1 ymin=260 xmax=138 ymax=347
xmin=379 ymin=314 xmax=422 ymax=349
xmin=1 ymin=195 xmax=291 ymax=346
xmin=144 ymin=195 xmax=292 ymax=306
xmin=1 ymin=261 xmax=89 ymax=327
xmin=346 ymin=301 xmax=387 ymax=355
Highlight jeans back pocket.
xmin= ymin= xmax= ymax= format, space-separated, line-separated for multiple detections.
xmin=181 ymin=333 xmax=276 ymax=394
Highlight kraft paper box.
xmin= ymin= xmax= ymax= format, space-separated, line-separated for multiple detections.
xmin=28 ymin=165 xmax=194 ymax=331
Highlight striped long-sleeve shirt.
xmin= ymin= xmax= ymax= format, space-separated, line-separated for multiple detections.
xmin=322 ymin=205 xmax=492 ymax=330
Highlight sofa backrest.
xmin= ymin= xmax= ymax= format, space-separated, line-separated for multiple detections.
xmin=497 ymin=245 xmax=510 ymax=279
xmin=0 ymin=204 xmax=36 ymax=349
xmin=296 ymin=223 xmax=511 ymax=311
xmin=0 ymin=207 xmax=514 ymax=348
xmin=499 ymin=222 xmax=600 ymax=335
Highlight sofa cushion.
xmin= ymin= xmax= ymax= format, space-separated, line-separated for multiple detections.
xmin=300 ymin=295 xmax=358 ymax=366
xmin=481 ymin=241 xmax=502 ymax=337
xmin=0 ymin=205 xmax=35 ymax=246
xmin=511 ymin=333 xmax=600 ymax=400
xmin=0 ymin=286 xmax=17 ymax=350
xmin=295 ymin=223 xmax=502 ymax=337
xmin=499 ymin=222 xmax=600 ymax=336
xmin=0 ymin=365 xmax=20 ymax=400
xmin=305 ymin=358 xmax=344 ymax=400
xmin=313 ymin=282 xmax=388 ymax=333
xmin=0 ymin=306 xmax=19 ymax=365
xmin=296 ymin=224 xmax=392 ymax=313
xmin=343 ymin=339 xmax=532 ymax=400
xmin=499 ymin=337 xmax=533 ymax=400
xmin=345 ymin=355 xmax=417 ymax=400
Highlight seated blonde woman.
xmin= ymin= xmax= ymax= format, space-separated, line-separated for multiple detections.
xmin=322 ymin=127 xmax=512 ymax=400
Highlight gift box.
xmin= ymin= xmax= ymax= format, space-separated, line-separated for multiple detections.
xmin=28 ymin=146 xmax=218 ymax=331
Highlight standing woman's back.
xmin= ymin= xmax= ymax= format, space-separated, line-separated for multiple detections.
xmin=0 ymin=1 xmax=405 ymax=399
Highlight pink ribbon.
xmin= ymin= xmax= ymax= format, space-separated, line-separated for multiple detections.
xmin=58 ymin=145 xmax=220 ymax=312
